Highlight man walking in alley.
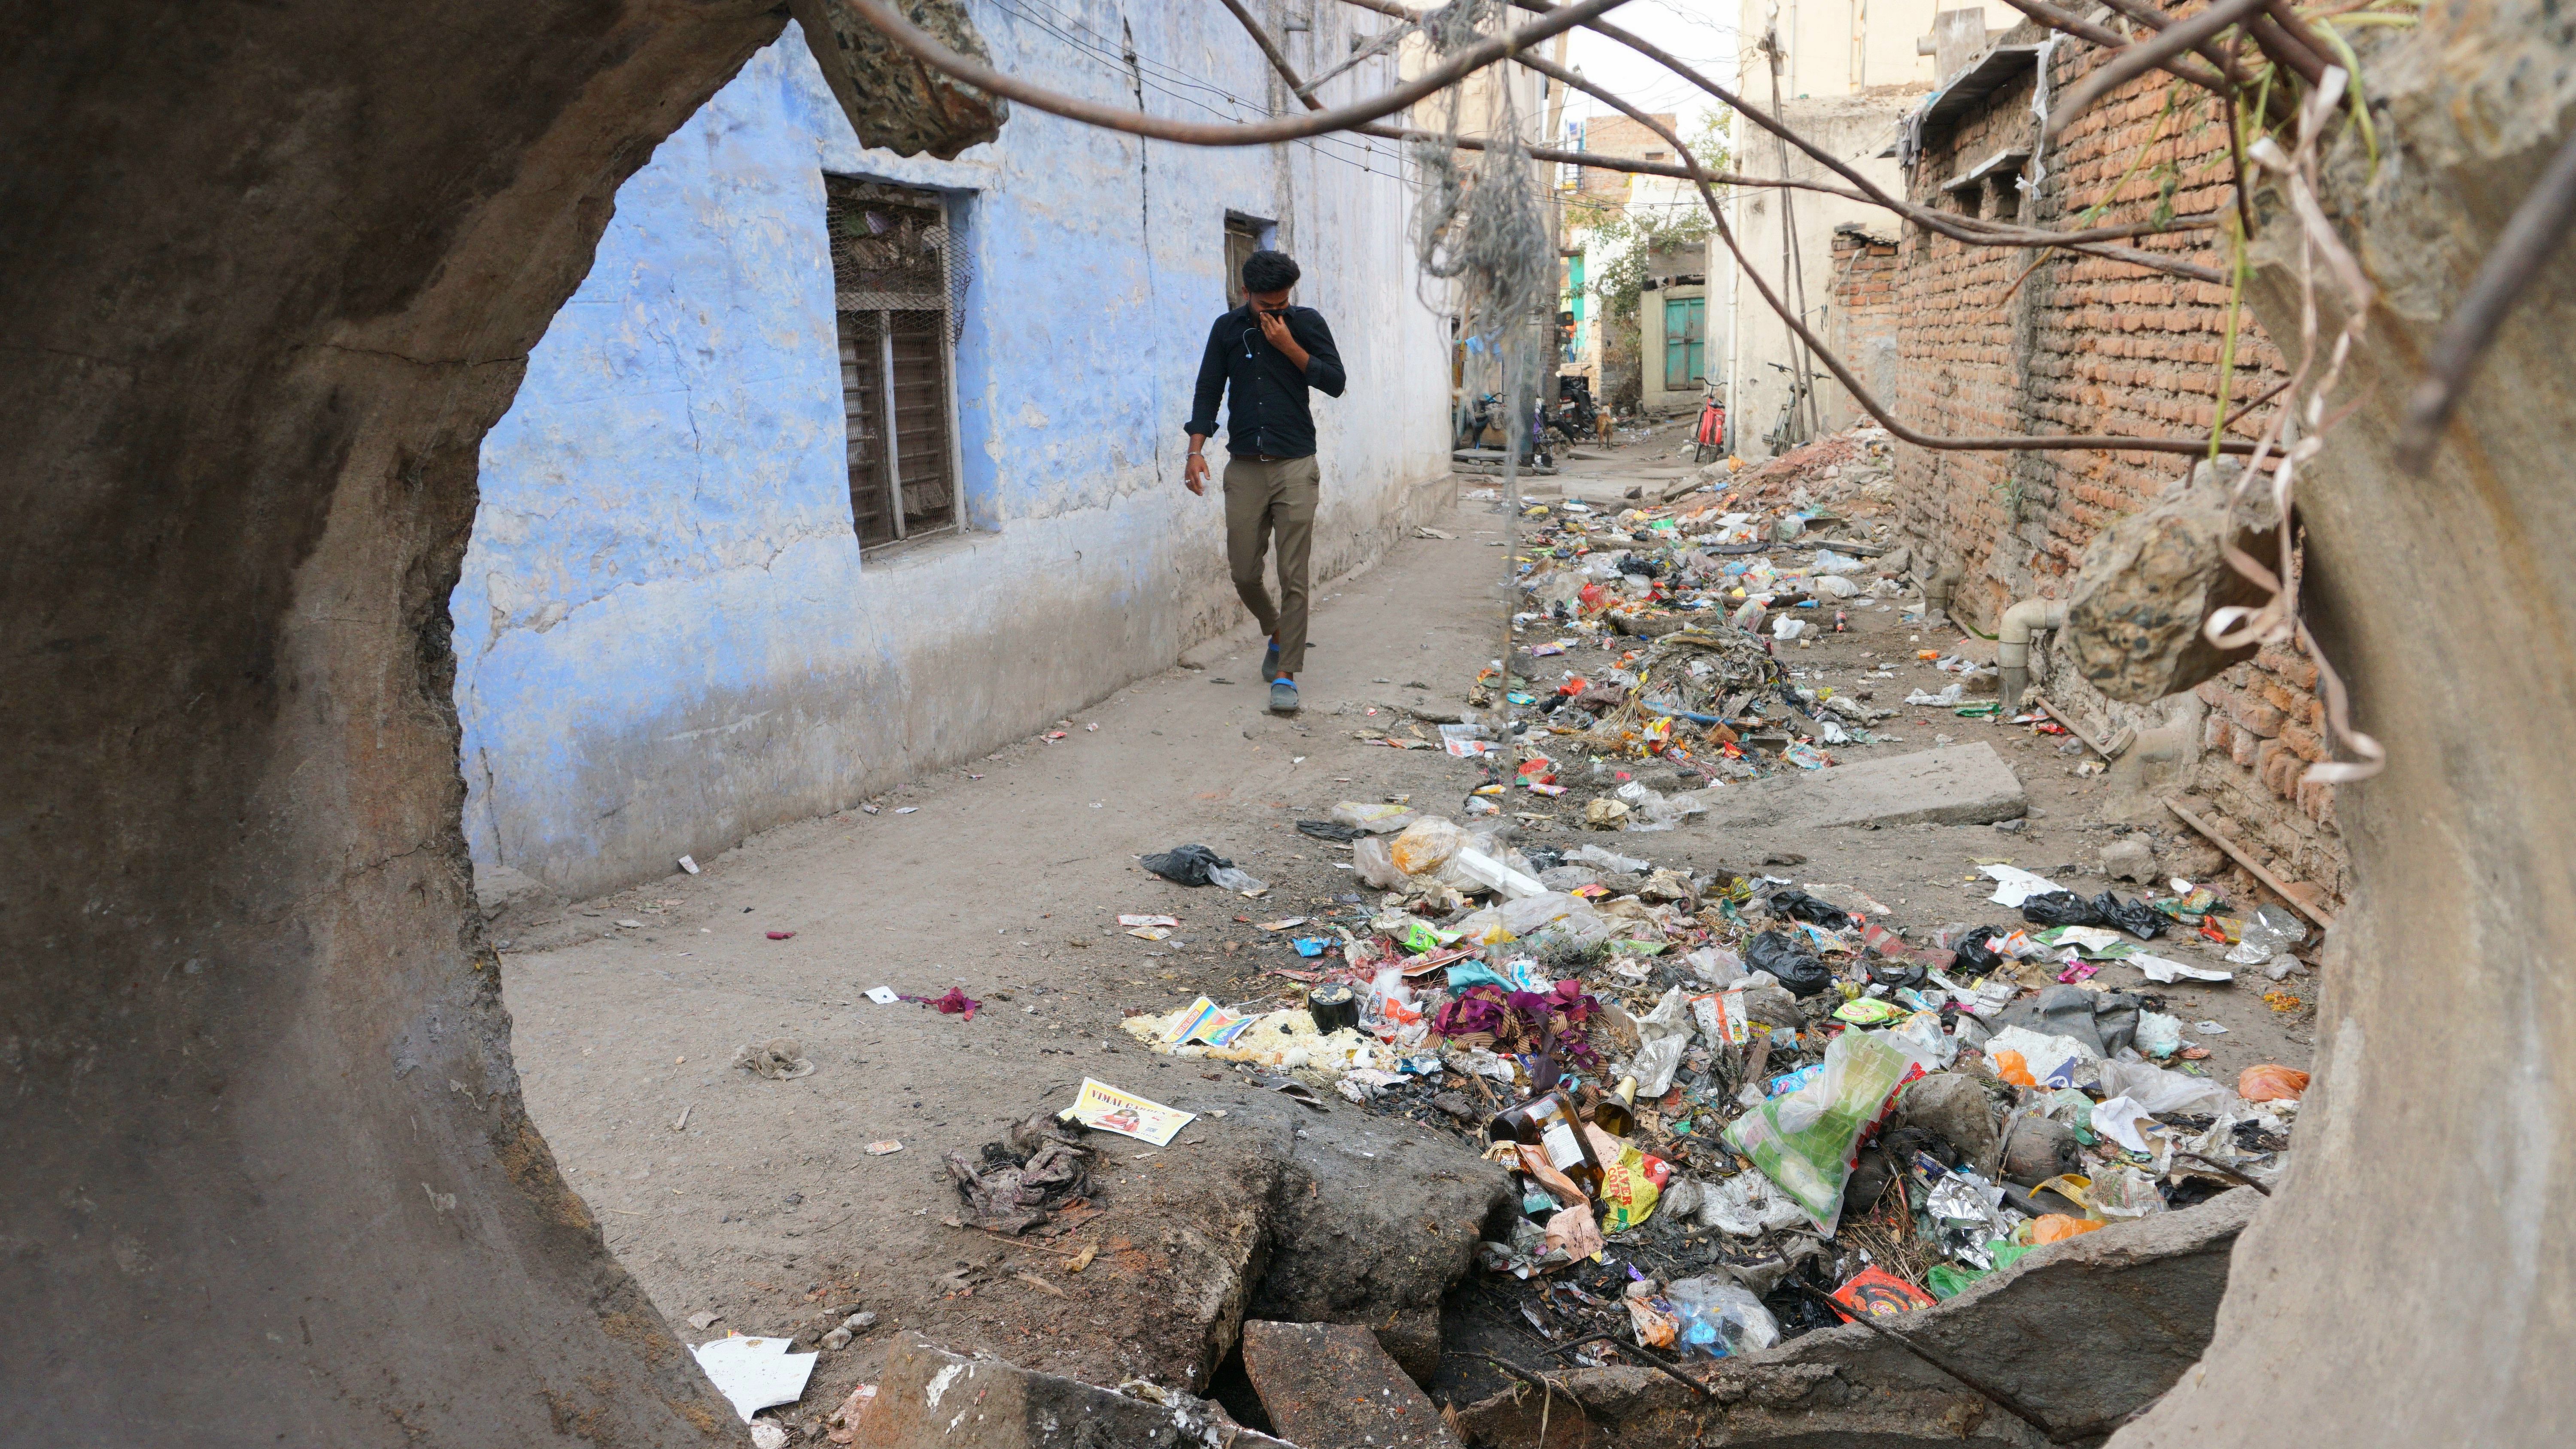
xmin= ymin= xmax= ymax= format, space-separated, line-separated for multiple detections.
xmin=1185 ymin=249 xmax=1346 ymax=714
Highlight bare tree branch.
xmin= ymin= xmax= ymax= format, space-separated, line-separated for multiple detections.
xmin=2046 ymin=0 xmax=2271 ymax=140
xmin=1214 ymin=0 xmax=1327 ymax=112
xmin=1989 ymin=0 xmax=2231 ymax=93
xmin=2395 ymin=127 xmax=2576 ymax=469
xmin=838 ymin=0 xmax=1635 ymax=147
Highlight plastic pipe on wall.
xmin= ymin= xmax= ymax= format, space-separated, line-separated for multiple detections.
xmin=1996 ymin=597 xmax=2068 ymax=717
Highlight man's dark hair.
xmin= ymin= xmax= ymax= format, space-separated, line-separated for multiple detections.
xmin=1241 ymin=249 xmax=1300 ymax=295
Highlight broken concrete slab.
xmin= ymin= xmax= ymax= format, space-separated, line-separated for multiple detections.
xmin=846 ymin=1334 xmax=1294 ymax=1448
xmin=887 ymin=1083 xmax=1511 ymax=1397
xmin=1239 ymin=1320 xmax=1464 ymax=1449
xmin=1247 ymin=1111 xmax=1516 ymax=1384
xmin=1466 ymin=1188 xmax=2257 ymax=1447
xmin=1695 ymin=742 xmax=2027 ymax=831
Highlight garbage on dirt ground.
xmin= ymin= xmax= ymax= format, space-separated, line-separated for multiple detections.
xmin=945 ymin=1113 xmax=1098 ymax=1233
xmin=1060 ymin=425 xmax=2306 ymax=1385
xmin=733 ymin=1038 xmax=815 ymax=1080
xmin=1139 ymin=843 xmax=1267 ymax=893
xmin=1106 ymin=762 xmax=2295 ymax=1375
xmin=691 ymin=1334 xmax=817 ymax=1423
xmin=1464 ymin=429 xmax=1931 ymax=779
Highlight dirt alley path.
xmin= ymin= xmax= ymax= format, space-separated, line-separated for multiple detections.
xmin=501 ymin=422 xmax=2314 ymax=1422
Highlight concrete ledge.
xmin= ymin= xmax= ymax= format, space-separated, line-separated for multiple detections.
xmin=848 ymin=1334 xmax=1295 ymax=1449
xmin=1696 ymin=742 xmax=2028 ymax=831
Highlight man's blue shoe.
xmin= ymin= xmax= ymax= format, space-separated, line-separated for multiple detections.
xmin=1261 ymin=638 xmax=1282 ymax=682
xmin=1269 ymin=678 xmax=1300 ymax=714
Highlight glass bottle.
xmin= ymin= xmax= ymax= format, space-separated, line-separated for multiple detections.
xmin=1487 ymin=1086 xmax=1605 ymax=1201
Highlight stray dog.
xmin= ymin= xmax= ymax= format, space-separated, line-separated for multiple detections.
xmin=1594 ymin=412 xmax=1615 ymax=444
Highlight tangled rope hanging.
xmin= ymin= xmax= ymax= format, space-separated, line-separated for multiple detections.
xmin=1404 ymin=0 xmax=1554 ymax=357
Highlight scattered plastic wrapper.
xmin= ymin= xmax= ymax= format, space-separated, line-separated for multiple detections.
xmin=1923 ymin=1169 xmax=2015 ymax=1269
xmin=691 ymin=1336 xmax=817 ymax=1424
xmin=2224 ymin=903 xmax=2310 ymax=965
xmin=1830 ymin=1265 xmax=1937 ymax=1319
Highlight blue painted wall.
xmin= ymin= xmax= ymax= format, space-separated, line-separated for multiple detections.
xmin=455 ymin=12 xmax=1451 ymax=898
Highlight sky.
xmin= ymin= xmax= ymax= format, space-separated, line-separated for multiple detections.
xmin=1557 ymin=0 xmax=1739 ymax=148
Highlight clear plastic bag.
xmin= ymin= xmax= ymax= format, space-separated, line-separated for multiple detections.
xmin=1352 ymin=836 xmax=1406 ymax=891
xmin=1206 ymin=865 xmax=1267 ymax=893
xmin=1498 ymin=891 xmax=1579 ymax=935
xmin=1664 ymin=1277 xmax=1782 ymax=1358
xmin=2225 ymin=903 xmax=2309 ymax=964
xmin=1389 ymin=817 xmax=1465 ymax=876
xmin=1576 ymin=844 xmax=1654 ymax=874
xmin=1722 ymin=1028 xmax=1915 ymax=1234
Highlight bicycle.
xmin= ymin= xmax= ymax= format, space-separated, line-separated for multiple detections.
xmin=1762 ymin=362 xmax=1812 ymax=456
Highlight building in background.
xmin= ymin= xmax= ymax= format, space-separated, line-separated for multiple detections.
xmin=1713 ymin=0 xmax=2019 ymax=452
xmin=1558 ymin=112 xmax=1705 ymax=416
xmin=455 ymin=9 xmax=1452 ymax=903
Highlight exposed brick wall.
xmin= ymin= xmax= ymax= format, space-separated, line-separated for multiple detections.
xmin=1573 ymin=113 xmax=1678 ymax=201
xmin=1885 ymin=16 xmax=2345 ymax=908
xmin=1829 ymin=224 xmax=1902 ymax=421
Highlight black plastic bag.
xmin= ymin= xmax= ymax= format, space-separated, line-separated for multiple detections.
xmin=2020 ymin=890 xmax=2104 ymax=928
xmin=2090 ymin=891 xmax=2169 ymax=940
xmin=1140 ymin=843 xmax=1231 ymax=886
xmin=1867 ymin=956 xmax=1927 ymax=991
xmin=1747 ymin=930 xmax=1834 ymax=997
xmin=1952 ymin=925 xmax=2005 ymax=974
xmin=1765 ymin=889 xmax=1853 ymax=931
xmin=1296 ymin=820 xmax=1360 ymax=843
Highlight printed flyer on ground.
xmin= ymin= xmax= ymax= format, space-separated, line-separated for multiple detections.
xmin=1061 ymin=1078 xmax=1197 ymax=1146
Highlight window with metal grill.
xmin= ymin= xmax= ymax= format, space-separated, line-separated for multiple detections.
xmin=826 ymin=178 xmax=963 ymax=547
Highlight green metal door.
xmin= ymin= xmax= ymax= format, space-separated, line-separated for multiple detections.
xmin=1662 ymin=295 xmax=1706 ymax=390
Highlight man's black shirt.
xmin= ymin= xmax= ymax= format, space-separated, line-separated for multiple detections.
xmin=1184 ymin=303 xmax=1346 ymax=459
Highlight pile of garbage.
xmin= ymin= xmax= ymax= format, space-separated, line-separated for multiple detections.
xmin=1124 ymin=800 xmax=2305 ymax=1367
xmin=1485 ymin=426 xmax=1928 ymax=775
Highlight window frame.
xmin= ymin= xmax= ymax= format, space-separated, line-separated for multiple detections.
xmin=824 ymin=175 xmax=966 ymax=551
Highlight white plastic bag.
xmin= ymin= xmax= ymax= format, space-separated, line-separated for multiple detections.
xmin=2096 ymin=1056 xmax=2236 ymax=1115
xmin=1700 ymin=1170 xmax=1810 ymax=1237
xmin=1687 ymin=946 xmax=1746 ymax=986
xmin=1630 ymin=987 xmax=1693 ymax=1097
xmin=1352 ymin=836 xmax=1406 ymax=891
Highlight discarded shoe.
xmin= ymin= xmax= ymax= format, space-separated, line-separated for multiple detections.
xmin=1270 ymin=678 xmax=1299 ymax=713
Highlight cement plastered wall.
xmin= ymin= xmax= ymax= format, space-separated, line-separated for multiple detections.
xmin=1717 ymin=91 xmax=1914 ymax=448
xmin=453 ymin=15 xmax=1449 ymax=900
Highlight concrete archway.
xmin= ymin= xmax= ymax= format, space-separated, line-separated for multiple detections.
xmin=0 ymin=3 xmax=993 ymax=1441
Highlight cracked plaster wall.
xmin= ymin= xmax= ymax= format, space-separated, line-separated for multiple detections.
xmin=454 ymin=16 xmax=1450 ymax=899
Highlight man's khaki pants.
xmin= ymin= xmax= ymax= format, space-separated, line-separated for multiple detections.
xmin=1222 ymin=454 xmax=1319 ymax=676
